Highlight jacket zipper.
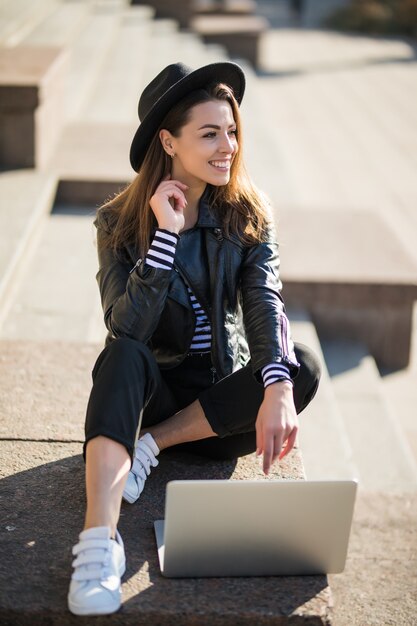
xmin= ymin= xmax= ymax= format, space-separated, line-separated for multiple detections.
xmin=281 ymin=313 xmax=289 ymax=357
xmin=209 ymin=228 xmax=224 ymax=381
xmin=176 ymin=228 xmax=223 ymax=382
xmin=129 ymin=258 xmax=142 ymax=274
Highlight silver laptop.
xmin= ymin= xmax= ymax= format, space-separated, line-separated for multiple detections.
xmin=154 ymin=479 xmax=357 ymax=577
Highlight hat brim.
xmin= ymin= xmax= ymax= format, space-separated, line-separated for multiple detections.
xmin=129 ymin=62 xmax=245 ymax=172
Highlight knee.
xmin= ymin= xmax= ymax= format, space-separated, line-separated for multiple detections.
xmin=92 ymin=337 xmax=155 ymax=379
xmin=296 ymin=343 xmax=321 ymax=382
xmin=105 ymin=337 xmax=153 ymax=363
xmin=294 ymin=343 xmax=321 ymax=403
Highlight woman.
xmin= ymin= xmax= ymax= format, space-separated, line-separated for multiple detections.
xmin=67 ymin=62 xmax=320 ymax=616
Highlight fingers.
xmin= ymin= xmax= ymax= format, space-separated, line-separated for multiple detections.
xmin=262 ymin=426 xmax=284 ymax=475
xmin=272 ymin=422 xmax=293 ymax=462
xmin=279 ymin=427 xmax=298 ymax=460
xmin=272 ymin=428 xmax=285 ymax=460
xmin=256 ymin=426 xmax=271 ymax=474
xmin=263 ymin=440 xmax=273 ymax=476
xmin=261 ymin=425 xmax=298 ymax=475
xmin=159 ymin=178 xmax=188 ymax=191
xmin=168 ymin=188 xmax=187 ymax=211
xmin=164 ymin=183 xmax=188 ymax=208
xmin=256 ymin=395 xmax=299 ymax=475
xmin=153 ymin=180 xmax=188 ymax=212
xmin=256 ymin=421 xmax=263 ymax=456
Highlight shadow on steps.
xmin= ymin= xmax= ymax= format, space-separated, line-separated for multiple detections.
xmin=0 ymin=444 xmax=330 ymax=625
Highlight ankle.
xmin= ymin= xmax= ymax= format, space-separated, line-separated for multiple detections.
xmin=152 ymin=433 xmax=164 ymax=452
xmin=144 ymin=430 xmax=164 ymax=452
xmin=83 ymin=520 xmax=116 ymax=537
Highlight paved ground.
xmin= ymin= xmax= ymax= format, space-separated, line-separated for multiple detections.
xmin=0 ymin=341 xmax=333 ymax=626
xmin=1 ymin=2 xmax=417 ymax=623
xmin=2 ymin=440 xmax=329 ymax=626
xmin=329 ymin=490 xmax=417 ymax=626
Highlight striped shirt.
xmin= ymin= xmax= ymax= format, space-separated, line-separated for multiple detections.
xmin=187 ymin=287 xmax=212 ymax=352
xmin=145 ymin=229 xmax=179 ymax=269
xmin=145 ymin=228 xmax=293 ymax=388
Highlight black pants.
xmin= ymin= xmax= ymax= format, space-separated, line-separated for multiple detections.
xmin=85 ymin=338 xmax=321 ymax=462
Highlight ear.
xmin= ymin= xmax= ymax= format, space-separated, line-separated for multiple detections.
xmin=159 ymin=129 xmax=175 ymax=156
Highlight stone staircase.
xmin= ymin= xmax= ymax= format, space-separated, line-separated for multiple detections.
xmin=1 ymin=1 xmax=417 ymax=624
xmin=0 ymin=2 xmax=330 ymax=624
xmin=320 ymin=339 xmax=417 ymax=492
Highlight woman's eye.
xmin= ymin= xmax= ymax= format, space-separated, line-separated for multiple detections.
xmin=203 ymin=130 xmax=237 ymax=138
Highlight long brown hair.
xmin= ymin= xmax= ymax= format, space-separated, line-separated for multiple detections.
xmin=99 ymin=83 xmax=271 ymax=257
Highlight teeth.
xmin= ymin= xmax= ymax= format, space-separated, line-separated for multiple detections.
xmin=210 ymin=161 xmax=230 ymax=168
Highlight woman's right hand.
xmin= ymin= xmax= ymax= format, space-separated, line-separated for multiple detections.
xmin=149 ymin=174 xmax=188 ymax=234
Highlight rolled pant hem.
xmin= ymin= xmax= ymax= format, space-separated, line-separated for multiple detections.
xmin=83 ymin=430 xmax=135 ymax=465
xmin=198 ymin=393 xmax=233 ymax=439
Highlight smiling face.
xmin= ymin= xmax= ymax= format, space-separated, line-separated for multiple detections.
xmin=160 ymin=99 xmax=238 ymax=187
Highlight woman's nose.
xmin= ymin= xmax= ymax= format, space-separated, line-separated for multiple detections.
xmin=220 ymin=133 xmax=235 ymax=153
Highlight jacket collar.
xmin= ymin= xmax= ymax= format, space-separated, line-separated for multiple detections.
xmin=196 ymin=185 xmax=222 ymax=228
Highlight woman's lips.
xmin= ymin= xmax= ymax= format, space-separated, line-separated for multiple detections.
xmin=209 ymin=160 xmax=231 ymax=171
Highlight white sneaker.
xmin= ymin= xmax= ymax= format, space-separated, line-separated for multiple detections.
xmin=68 ymin=526 xmax=126 ymax=616
xmin=122 ymin=433 xmax=160 ymax=504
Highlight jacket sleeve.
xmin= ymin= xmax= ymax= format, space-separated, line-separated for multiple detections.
xmin=95 ymin=211 xmax=173 ymax=343
xmin=239 ymin=223 xmax=300 ymax=381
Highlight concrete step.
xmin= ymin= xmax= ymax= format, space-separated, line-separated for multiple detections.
xmin=13 ymin=1 xmax=154 ymax=126
xmin=256 ymin=32 xmax=417 ymax=373
xmin=49 ymin=121 xmax=135 ymax=181
xmin=165 ymin=30 xmax=229 ymax=66
xmin=288 ymin=309 xmax=358 ymax=481
xmin=0 ymin=340 xmax=99 ymax=441
xmin=0 ymin=339 xmax=332 ymax=625
xmin=81 ymin=11 xmax=163 ymax=125
xmin=190 ymin=13 xmax=269 ymax=68
xmin=19 ymin=0 xmax=90 ymax=47
xmin=0 ymin=45 xmax=68 ymax=170
xmin=328 ymin=490 xmax=417 ymax=626
xmin=321 ymin=339 xmax=417 ymax=492
xmin=380 ymin=302 xmax=417 ymax=466
xmin=61 ymin=3 xmax=154 ymax=121
xmin=0 ymin=445 xmax=331 ymax=625
xmin=239 ymin=64 xmax=294 ymax=202
xmin=0 ymin=203 xmax=106 ymax=344
xmin=257 ymin=33 xmax=417 ymax=268
xmin=59 ymin=4 xmax=123 ymax=120
xmin=49 ymin=12 xmax=229 ymax=180
xmin=0 ymin=0 xmax=57 ymax=45
xmin=0 ymin=171 xmax=58 ymax=329
xmin=139 ymin=18 xmax=184 ymax=86
xmin=277 ymin=207 xmax=417 ymax=371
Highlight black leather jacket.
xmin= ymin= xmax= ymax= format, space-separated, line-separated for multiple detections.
xmin=95 ymin=188 xmax=299 ymax=382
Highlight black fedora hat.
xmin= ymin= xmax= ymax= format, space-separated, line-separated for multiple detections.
xmin=129 ymin=61 xmax=246 ymax=171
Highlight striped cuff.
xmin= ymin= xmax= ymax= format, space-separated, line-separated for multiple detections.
xmin=261 ymin=362 xmax=293 ymax=388
xmin=145 ymin=229 xmax=179 ymax=270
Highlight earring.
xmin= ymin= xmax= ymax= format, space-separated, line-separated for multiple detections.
xmin=170 ymin=153 xmax=175 ymax=159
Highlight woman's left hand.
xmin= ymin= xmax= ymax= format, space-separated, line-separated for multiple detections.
xmin=255 ymin=381 xmax=298 ymax=475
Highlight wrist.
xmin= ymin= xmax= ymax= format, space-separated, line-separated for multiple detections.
xmin=264 ymin=380 xmax=293 ymax=396
xmin=157 ymin=223 xmax=179 ymax=235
